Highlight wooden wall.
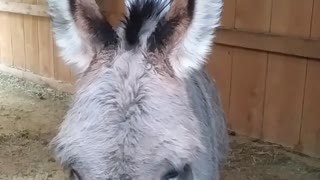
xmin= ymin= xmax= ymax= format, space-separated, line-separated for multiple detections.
xmin=210 ymin=0 xmax=320 ymax=158
xmin=0 ymin=0 xmax=319 ymax=158
xmin=0 ymin=0 xmax=74 ymax=92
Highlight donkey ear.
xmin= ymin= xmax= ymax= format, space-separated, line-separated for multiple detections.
xmin=48 ymin=0 xmax=118 ymax=74
xmin=167 ymin=0 xmax=223 ymax=78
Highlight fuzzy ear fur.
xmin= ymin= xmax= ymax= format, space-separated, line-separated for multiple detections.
xmin=48 ymin=0 xmax=118 ymax=74
xmin=167 ymin=0 xmax=223 ymax=77
xmin=122 ymin=0 xmax=223 ymax=78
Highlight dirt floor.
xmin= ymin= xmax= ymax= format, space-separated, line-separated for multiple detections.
xmin=0 ymin=72 xmax=319 ymax=180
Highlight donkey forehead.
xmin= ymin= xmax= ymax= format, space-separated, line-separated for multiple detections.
xmin=53 ymin=67 xmax=204 ymax=169
xmin=53 ymin=115 xmax=203 ymax=177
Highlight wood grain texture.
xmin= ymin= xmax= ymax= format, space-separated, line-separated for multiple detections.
xmin=228 ymin=48 xmax=268 ymax=138
xmin=214 ymin=29 xmax=320 ymax=60
xmin=10 ymin=0 xmax=26 ymax=69
xmin=235 ymin=0 xmax=272 ymax=32
xmin=311 ymin=0 xmax=320 ymax=39
xmin=0 ymin=0 xmax=48 ymax=17
xmin=220 ymin=0 xmax=236 ymax=29
xmin=207 ymin=45 xmax=233 ymax=123
xmin=271 ymin=0 xmax=313 ymax=38
xmin=0 ymin=12 xmax=13 ymax=66
xmin=24 ymin=0 xmax=39 ymax=74
xmin=38 ymin=16 xmax=54 ymax=77
xmin=300 ymin=60 xmax=320 ymax=157
xmin=263 ymin=54 xmax=307 ymax=148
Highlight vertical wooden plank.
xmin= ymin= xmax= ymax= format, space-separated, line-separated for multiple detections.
xmin=300 ymin=60 xmax=320 ymax=157
xmin=220 ymin=0 xmax=236 ymax=29
xmin=0 ymin=12 xmax=13 ymax=66
xmin=228 ymin=49 xmax=267 ymax=138
xmin=37 ymin=0 xmax=55 ymax=79
xmin=266 ymin=0 xmax=312 ymax=149
xmin=230 ymin=0 xmax=271 ymax=138
xmin=38 ymin=17 xmax=54 ymax=77
xmin=10 ymin=0 xmax=26 ymax=69
xmin=263 ymin=54 xmax=307 ymax=148
xmin=24 ymin=0 xmax=40 ymax=74
xmin=36 ymin=0 xmax=54 ymax=77
xmin=311 ymin=0 xmax=320 ymax=39
xmin=207 ymin=45 xmax=233 ymax=120
xmin=235 ymin=0 xmax=272 ymax=32
xmin=299 ymin=0 xmax=320 ymax=158
xmin=271 ymin=0 xmax=313 ymax=38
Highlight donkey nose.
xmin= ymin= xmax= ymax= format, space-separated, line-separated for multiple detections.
xmin=119 ymin=174 xmax=132 ymax=180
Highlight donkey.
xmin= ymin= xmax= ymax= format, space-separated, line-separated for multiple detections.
xmin=48 ymin=0 xmax=229 ymax=179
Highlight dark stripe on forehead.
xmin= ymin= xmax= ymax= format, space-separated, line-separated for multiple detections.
xmin=123 ymin=0 xmax=172 ymax=48
xmin=148 ymin=16 xmax=180 ymax=52
xmin=187 ymin=0 xmax=195 ymax=18
xmin=84 ymin=14 xmax=119 ymax=46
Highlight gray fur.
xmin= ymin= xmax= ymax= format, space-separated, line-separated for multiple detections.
xmin=48 ymin=0 xmax=229 ymax=179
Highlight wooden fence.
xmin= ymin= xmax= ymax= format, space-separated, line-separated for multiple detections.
xmin=0 ymin=0 xmax=319 ymax=158
xmin=210 ymin=0 xmax=320 ymax=158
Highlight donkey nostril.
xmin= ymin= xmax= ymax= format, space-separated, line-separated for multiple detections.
xmin=119 ymin=174 xmax=132 ymax=180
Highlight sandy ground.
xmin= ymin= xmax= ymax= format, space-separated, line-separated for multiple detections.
xmin=0 ymin=72 xmax=319 ymax=180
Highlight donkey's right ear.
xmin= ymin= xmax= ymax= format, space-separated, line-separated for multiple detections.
xmin=48 ymin=0 xmax=118 ymax=74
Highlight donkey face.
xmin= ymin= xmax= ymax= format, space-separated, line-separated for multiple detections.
xmin=48 ymin=0 xmax=224 ymax=179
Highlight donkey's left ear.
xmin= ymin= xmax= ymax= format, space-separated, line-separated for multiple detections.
xmin=167 ymin=0 xmax=223 ymax=78
xmin=48 ymin=0 xmax=118 ymax=74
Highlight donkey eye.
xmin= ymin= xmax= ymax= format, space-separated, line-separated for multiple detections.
xmin=70 ymin=169 xmax=81 ymax=180
xmin=163 ymin=170 xmax=179 ymax=180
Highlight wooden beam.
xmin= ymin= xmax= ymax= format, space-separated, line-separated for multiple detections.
xmin=215 ymin=29 xmax=320 ymax=60
xmin=0 ymin=0 xmax=48 ymax=17
xmin=0 ymin=64 xmax=74 ymax=94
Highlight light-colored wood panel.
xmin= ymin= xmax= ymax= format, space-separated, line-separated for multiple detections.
xmin=0 ymin=0 xmax=47 ymax=17
xmin=38 ymin=16 xmax=54 ymax=77
xmin=271 ymin=0 xmax=313 ymax=38
xmin=24 ymin=0 xmax=39 ymax=74
xmin=10 ymin=0 xmax=26 ymax=69
xmin=300 ymin=60 xmax=320 ymax=157
xmin=228 ymin=48 xmax=268 ymax=138
xmin=311 ymin=0 xmax=320 ymax=39
xmin=207 ymin=45 xmax=233 ymax=121
xmin=263 ymin=54 xmax=307 ymax=148
xmin=214 ymin=29 xmax=320 ymax=60
xmin=235 ymin=0 xmax=272 ymax=32
xmin=220 ymin=0 xmax=236 ymax=29
xmin=0 ymin=12 xmax=13 ymax=66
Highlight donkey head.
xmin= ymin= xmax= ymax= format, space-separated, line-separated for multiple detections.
xmin=48 ymin=0 xmax=223 ymax=179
